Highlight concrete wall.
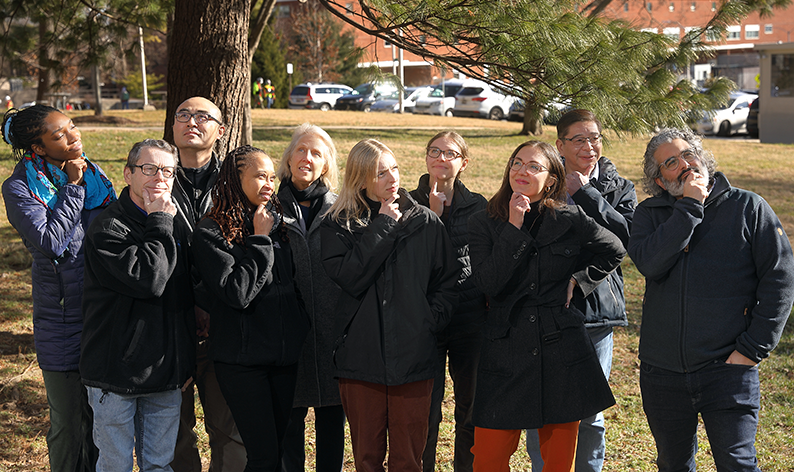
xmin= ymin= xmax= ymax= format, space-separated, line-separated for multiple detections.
xmin=756 ymin=42 xmax=794 ymax=144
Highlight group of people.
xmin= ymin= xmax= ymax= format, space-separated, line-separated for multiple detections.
xmin=2 ymin=98 xmax=792 ymax=472
xmin=254 ymin=78 xmax=276 ymax=109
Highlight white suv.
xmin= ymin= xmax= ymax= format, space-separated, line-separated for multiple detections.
xmin=413 ymin=80 xmax=468 ymax=116
xmin=694 ymin=91 xmax=757 ymax=136
xmin=453 ymin=81 xmax=517 ymax=120
xmin=288 ymin=83 xmax=353 ymax=111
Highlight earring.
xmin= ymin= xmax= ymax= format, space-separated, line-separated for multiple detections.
xmin=545 ymin=186 xmax=551 ymax=191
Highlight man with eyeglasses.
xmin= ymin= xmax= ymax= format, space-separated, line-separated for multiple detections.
xmin=525 ymin=109 xmax=636 ymax=472
xmin=81 ymin=139 xmax=197 ymax=471
xmin=629 ymin=128 xmax=794 ymax=471
xmin=169 ymin=97 xmax=247 ymax=472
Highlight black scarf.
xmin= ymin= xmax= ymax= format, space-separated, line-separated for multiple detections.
xmin=280 ymin=178 xmax=330 ymax=228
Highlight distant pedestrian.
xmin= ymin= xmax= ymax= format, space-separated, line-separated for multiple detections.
xmin=120 ymin=87 xmax=130 ymax=110
xmin=265 ymin=80 xmax=275 ymax=109
xmin=253 ymin=77 xmax=265 ymax=109
xmin=4 ymin=95 xmax=13 ymax=109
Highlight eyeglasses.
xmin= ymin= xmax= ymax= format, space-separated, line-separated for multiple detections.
xmin=561 ymin=134 xmax=602 ymax=147
xmin=659 ymin=149 xmax=698 ymax=171
xmin=174 ymin=111 xmax=222 ymax=125
xmin=131 ymin=164 xmax=176 ymax=178
xmin=427 ymin=147 xmax=462 ymax=161
xmin=509 ymin=159 xmax=548 ymax=174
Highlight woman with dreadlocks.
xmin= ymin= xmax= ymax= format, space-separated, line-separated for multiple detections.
xmin=2 ymin=105 xmax=115 ymax=472
xmin=191 ymin=145 xmax=310 ymax=472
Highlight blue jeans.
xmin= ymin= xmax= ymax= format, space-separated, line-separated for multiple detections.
xmin=526 ymin=326 xmax=613 ymax=472
xmin=86 ymin=387 xmax=182 ymax=472
xmin=640 ymin=360 xmax=761 ymax=472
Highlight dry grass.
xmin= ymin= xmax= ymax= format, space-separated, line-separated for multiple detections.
xmin=1 ymin=109 xmax=793 ymax=471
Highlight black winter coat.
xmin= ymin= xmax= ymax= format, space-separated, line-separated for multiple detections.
xmin=81 ymin=188 xmax=196 ymax=394
xmin=279 ymin=186 xmax=344 ymax=407
xmin=410 ymin=174 xmax=488 ymax=330
xmin=568 ymin=156 xmax=636 ymax=328
xmin=320 ymin=189 xmax=459 ymax=386
xmin=468 ymin=205 xmax=624 ymax=429
xmin=192 ymin=216 xmax=310 ymax=367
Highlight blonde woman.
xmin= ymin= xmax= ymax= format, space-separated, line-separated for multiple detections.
xmin=276 ymin=124 xmax=346 ymax=472
xmin=320 ymin=139 xmax=459 ymax=472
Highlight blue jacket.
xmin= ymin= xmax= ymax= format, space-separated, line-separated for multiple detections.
xmin=628 ymin=173 xmax=794 ymax=373
xmin=568 ymin=156 xmax=636 ymax=328
xmin=2 ymin=160 xmax=105 ymax=371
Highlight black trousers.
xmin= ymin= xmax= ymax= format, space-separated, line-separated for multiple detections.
xmin=281 ymin=405 xmax=346 ymax=472
xmin=215 ymin=362 xmax=298 ymax=472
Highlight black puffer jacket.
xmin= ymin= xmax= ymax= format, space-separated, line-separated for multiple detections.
xmin=320 ymin=189 xmax=459 ymax=386
xmin=568 ymin=156 xmax=636 ymax=328
xmin=410 ymin=174 xmax=488 ymax=329
xmin=192 ymin=216 xmax=310 ymax=367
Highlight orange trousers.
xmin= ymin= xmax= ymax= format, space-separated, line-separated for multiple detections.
xmin=471 ymin=422 xmax=579 ymax=472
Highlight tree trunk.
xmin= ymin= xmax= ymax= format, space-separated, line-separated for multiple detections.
xmin=164 ymin=0 xmax=251 ymax=156
xmin=35 ymin=17 xmax=52 ymax=103
xmin=92 ymin=64 xmax=104 ymax=116
xmin=520 ymin=103 xmax=544 ymax=136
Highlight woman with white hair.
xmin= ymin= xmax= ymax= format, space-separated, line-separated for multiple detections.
xmin=277 ymin=123 xmax=347 ymax=472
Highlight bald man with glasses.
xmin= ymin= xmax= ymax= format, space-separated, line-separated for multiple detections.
xmin=170 ymin=97 xmax=247 ymax=472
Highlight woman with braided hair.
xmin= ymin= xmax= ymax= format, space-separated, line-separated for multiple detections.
xmin=191 ymin=145 xmax=310 ymax=472
xmin=2 ymin=105 xmax=116 ymax=472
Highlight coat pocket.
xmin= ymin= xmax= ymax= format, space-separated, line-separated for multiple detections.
xmin=479 ymin=324 xmax=513 ymax=377
xmin=552 ymin=307 xmax=596 ymax=367
xmin=546 ymin=243 xmax=581 ymax=281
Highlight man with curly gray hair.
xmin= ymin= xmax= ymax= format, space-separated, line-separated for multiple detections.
xmin=629 ymin=128 xmax=794 ymax=471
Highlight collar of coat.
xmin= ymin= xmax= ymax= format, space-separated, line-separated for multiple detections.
xmin=412 ymin=173 xmax=480 ymax=211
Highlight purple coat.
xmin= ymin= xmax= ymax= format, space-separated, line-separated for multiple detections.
xmin=2 ymin=160 xmax=104 ymax=371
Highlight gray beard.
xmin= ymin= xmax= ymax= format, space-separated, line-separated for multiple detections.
xmin=662 ymin=164 xmax=710 ymax=197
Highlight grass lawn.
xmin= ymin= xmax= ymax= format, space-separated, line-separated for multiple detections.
xmin=1 ymin=109 xmax=793 ymax=471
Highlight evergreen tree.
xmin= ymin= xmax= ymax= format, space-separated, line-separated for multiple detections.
xmin=318 ymin=0 xmax=789 ymax=135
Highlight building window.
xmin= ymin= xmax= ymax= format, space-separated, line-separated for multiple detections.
xmin=276 ymin=5 xmax=289 ymax=17
xmin=711 ymin=2 xmax=716 ymax=11
xmin=647 ymin=2 xmax=652 ymax=11
xmin=771 ymin=54 xmax=794 ymax=97
xmin=726 ymin=25 xmax=741 ymax=40
xmin=745 ymin=24 xmax=760 ymax=39
xmin=669 ymin=2 xmax=675 ymax=12
xmin=691 ymin=2 xmax=696 ymax=11
xmin=624 ymin=2 xmax=629 ymax=12
xmin=345 ymin=2 xmax=354 ymax=14
xmin=705 ymin=28 xmax=721 ymax=42
xmin=384 ymin=39 xmax=392 ymax=48
xmin=419 ymin=35 xmax=427 ymax=44
xmin=765 ymin=24 xmax=773 ymax=34
xmin=641 ymin=27 xmax=659 ymax=34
